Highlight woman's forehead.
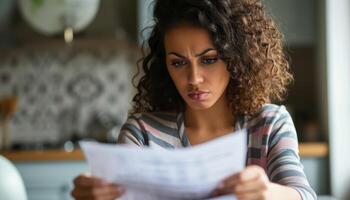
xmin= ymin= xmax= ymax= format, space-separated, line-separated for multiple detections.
xmin=164 ymin=24 xmax=216 ymax=54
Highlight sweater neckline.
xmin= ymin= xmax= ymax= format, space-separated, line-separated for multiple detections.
xmin=176 ymin=112 xmax=245 ymax=147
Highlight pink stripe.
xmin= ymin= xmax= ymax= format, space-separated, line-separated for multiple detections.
xmin=269 ymin=138 xmax=298 ymax=158
xmin=259 ymin=156 xmax=268 ymax=169
xmin=277 ymin=176 xmax=309 ymax=186
xmin=257 ymin=125 xmax=273 ymax=136
xmin=260 ymin=146 xmax=268 ymax=155
xmin=274 ymin=138 xmax=298 ymax=149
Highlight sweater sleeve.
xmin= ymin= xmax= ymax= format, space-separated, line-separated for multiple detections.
xmin=116 ymin=114 xmax=147 ymax=147
xmin=267 ymin=107 xmax=317 ymax=200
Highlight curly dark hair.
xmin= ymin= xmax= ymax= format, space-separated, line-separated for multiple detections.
xmin=132 ymin=0 xmax=293 ymax=117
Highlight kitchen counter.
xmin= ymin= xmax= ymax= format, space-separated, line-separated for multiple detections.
xmin=1 ymin=149 xmax=84 ymax=161
xmin=1 ymin=142 xmax=328 ymax=162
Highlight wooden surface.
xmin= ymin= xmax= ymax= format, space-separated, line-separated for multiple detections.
xmin=0 ymin=149 xmax=85 ymax=161
xmin=299 ymin=142 xmax=329 ymax=157
xmin=1 ymin=143 xmax=328 ymax=162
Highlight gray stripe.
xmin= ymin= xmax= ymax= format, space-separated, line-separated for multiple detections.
xmin=249 ymin=113 xmax=290 ymax=133
xmin=268 ymin=130 xmax=297 ymax=148
xmin=177 ymin=113 xmax=184 ymax=138
xmin=248 ymin=147 xmax=261 ymax=158
xmin=123 ymin=121 xmax=175 ymax=148
xmin=249 ymin=116 xmax=276 ymax=133
xmin=140 ymin=115 xmax=180 ymax=138
xmin=121 ymin=124 xmax=146 ymax=145
xmin=271 ymin=169 xmax=306 ymax=183
xmin=181 ymin=133 xmax=190 ymax=147
xmin=268 ymin=149 xmax=299 ymax=168
xmin=268 ymin=160 xmax=302 ymax=176
xmin=146 ymin=131 xmax=175 ymax=148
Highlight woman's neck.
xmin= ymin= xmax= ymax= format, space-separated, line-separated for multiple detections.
xmin=184 ymin=96 xmax=235 ymax=135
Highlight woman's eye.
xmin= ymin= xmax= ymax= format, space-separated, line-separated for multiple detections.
xmin=171 ymin=60 xmax=187 ymax=67
xmin=201 ymin=57 xmax=218 ymax=65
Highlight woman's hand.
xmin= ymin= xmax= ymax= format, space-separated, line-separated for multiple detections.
xmin=213 ymin=165 xmax=270 ymax=200
xmin=213 ymin=165 xmax=302 ymax=200
xmin=71 ymin=173 xmax=125 ymax=200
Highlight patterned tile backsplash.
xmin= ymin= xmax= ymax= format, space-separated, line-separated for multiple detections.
xmin=0 ymin=44 xmax=136 ymax=148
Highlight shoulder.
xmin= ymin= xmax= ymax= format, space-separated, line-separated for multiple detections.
xmin=246 ymin=104 xmax=292 ymax=128
xmin=244 ymin=104 xmax=296 ymax=142
xmin=247 ymin=104 xmax=298 ymax=151
xmin=245 ymin=104 xmax=299 ymax=164
xmin=255 ymin=103 xmax=290 ymax=119
xmin=117 ymin=112 xmax=180 ymax=146
xmin=125 ymin=112 xmax=179 ymax=130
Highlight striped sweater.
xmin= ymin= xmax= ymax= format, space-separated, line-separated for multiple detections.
xmin=117 ymin=104 xmax=317 ymax=200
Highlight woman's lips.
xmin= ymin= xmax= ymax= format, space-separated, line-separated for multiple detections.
xmin=188 ymin=91 xmax=209 ymax=101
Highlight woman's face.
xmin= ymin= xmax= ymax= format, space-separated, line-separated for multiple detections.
xmin=164 ymin=24 xmax=231 ymax=111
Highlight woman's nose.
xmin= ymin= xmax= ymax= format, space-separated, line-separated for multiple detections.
xmin=187 ymin=64 xmax=204 ymax=85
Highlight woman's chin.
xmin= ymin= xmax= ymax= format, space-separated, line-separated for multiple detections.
xmin=185 ymin=100 xmax=214 ymax=111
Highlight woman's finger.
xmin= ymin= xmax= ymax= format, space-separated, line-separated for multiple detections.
xmin=237 ymin=166 xmax=265 ymax=182
xmin=73 ymin=174 xmax=108 ymax=188
xmin=236 ymin=190 xmax=267 ymax=200
xmin=234 ymin=177 xmax=268 ymax=195
xmin=221 ymin=165 xmax=263 ymax=187
xmin=71 ymin=183 xmax=124 ymax=199
xmin=216 ymin=179 xmax=263 ymax=196
xmin=215 ymin=166 xmax=268 ymax=195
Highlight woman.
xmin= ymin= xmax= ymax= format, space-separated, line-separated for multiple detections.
xmin=71 ymin=0 xmax=316 ymax=199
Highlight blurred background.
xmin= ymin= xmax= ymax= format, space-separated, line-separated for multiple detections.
xmin=0 ymin=0 xmax=349 ymax=200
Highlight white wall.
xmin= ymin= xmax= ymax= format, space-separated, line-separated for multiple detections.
xmin=325 ymin=0 xmax=350 ymax=199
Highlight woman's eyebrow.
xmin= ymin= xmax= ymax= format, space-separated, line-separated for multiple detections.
xmin=167 ymin=52 xmax=186 ymax=58
xmin=167 ymin=48 xmax=216 ymax=58
xmin=195 ymin=48 xmax=216 ymax=57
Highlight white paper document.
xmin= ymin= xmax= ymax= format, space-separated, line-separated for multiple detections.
xmin=80 ymin=129 xmax=247 ymax=200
